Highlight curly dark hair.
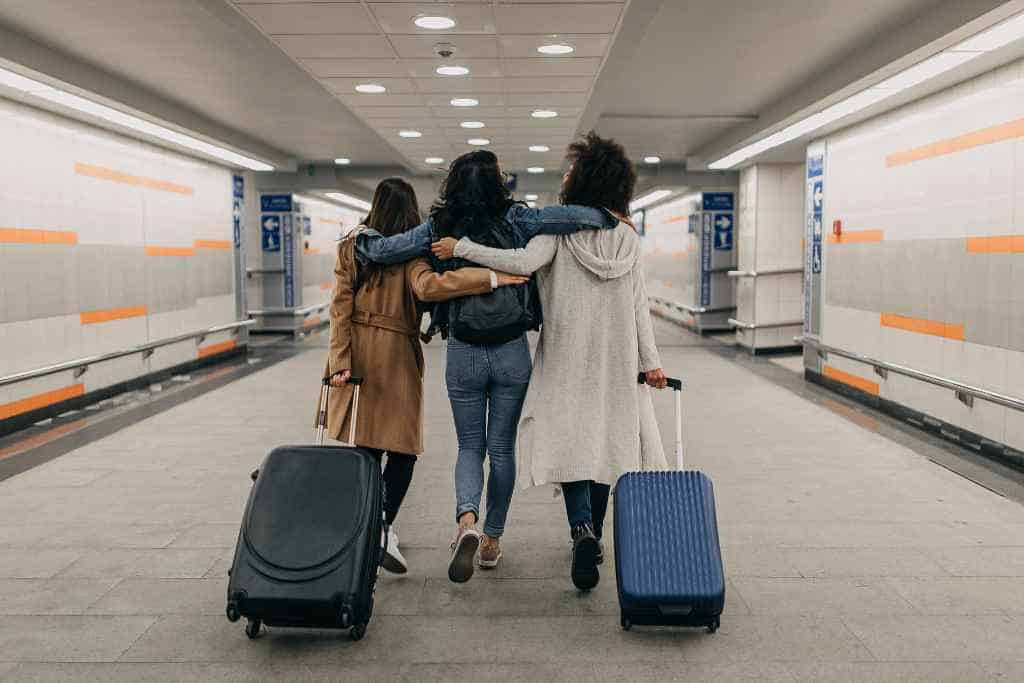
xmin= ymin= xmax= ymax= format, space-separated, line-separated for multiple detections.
xmin=559 ymin=131 xmax=636 ymax=216
xmin=429 ymin=150 xmax=515 ymax=240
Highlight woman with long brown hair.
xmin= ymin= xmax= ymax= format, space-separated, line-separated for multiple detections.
xmin=324 ymin=177 xmax=527 ymax=574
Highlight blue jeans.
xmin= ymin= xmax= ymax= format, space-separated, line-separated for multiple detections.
xmin=561 ymin=480 xmax=611 ymax=539
xmin=446 ymin=335 xmax=532 ymax=538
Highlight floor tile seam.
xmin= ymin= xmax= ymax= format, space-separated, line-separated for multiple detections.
xmin=112 ymin=614 xmax=163 ymax=664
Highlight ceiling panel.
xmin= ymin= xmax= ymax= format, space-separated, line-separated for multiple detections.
xmin=405 ymin=58 xmax=504 ymax=78
xmin=504 ymin=77 xmax=593 ymax=93
xmin=338 ymin=93 xmax=427 ymax=107
xmin=494 ymin=4 xmax=623 ymax=34
xmin=368 ymin=3 xmax=497 ymax=34
xmin=302 ymin=59 xmax=409 ymax=78
xmin=273 ymin=35 xmax=396 ymax=59
xmin=415 ymin=77 xmax=506 ymax=93
xmin=388 ymin=34 xmax=500 ymax=59
xmin=323 ymin=77 xmax=419 ymax=94
xmin=238 ymin=3 xmax=378 ymax=34
xmin=499 ymin=34 xmax=611 ymax=59
xmin=503 ymin=58 xmax=602 ymax=78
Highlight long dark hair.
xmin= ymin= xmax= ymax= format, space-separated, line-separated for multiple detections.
xmin=559 ymin=131 xmax=636 ymax=216
xmin=355 ymin=177 xmax=420 ymax=292
xmin=430 ymin=150 xmax=515 ymax=240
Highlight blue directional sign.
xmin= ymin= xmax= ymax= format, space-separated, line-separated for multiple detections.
xmin=811 ymin=181 xmax=823 ymax=214
xmin=700 ymin=213 xmax=713 ymax=307
xmin=261 ymin=215 xmax=281 ymax=252
xmin=282 ymin=215 xmax=295 ymax=307
xmin=812 ymin=242 xmax=822 ymax=274
xmin=702 ymin=192 xmax=734 ymax=212
xmin=713 ymin=213 xmax=733 ymax=250
xmin=812 ymin=214 xmax=823 ymax=239
xmin=233 ymin=175 xmax=244 ymax=199
xmin=260 ymin=194 xmax=293 ymax=212
xmin=808 ymin=155 xmax=823 ymax=179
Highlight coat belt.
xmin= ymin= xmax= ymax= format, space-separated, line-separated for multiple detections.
xmin=351 ymin=309 xmax=417 ymax=338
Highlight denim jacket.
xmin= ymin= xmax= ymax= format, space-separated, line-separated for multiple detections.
xmin=354 ymin=203 xmax=617 ymax=264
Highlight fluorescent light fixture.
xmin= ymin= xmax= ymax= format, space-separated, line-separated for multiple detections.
xmin=355 ymin=83 xmax=386 ymax=94
xmin=529 ymin=145 xmax=550 ymax=152
xmin=537 ymin=43 xmax=574 ymax=55
xmin=425 ymin=156 xmax=445 ymax=164
xmin=644 ymin=155 xmax=661 ymax=164
xmin=525 ymin=193 xmax=539 ymax=201
xmin=326 ymin=192 xmax=372 ymax=212
xmin=460 ymin=121 xmax=485 ymax=128
xmin=450 ymin=98 xmax=478 ymax=107
xmin=629 ymin=189 xmax=672 ymax=211
xmin=467 ymin=137 xmax=490 ymax=146
xmin=399 ymin=130 xmax=422 ymax=138
xmin=0 ymin=66 xmax=273 ymax=170
xmin=680 ymin=193 xmax=702 ymax=204
xmin=436 ymin=65 xmax=469 ymax=76
xmin=527 ymin=167 xmax=544 ymax=174
xmin=953 ymin=11 xmax=1024 ymax=52
xmin=531 ymin=109 xmax=558 ymax=119
xmin=334 ymin=158 xmax=351 ymax=165
xmin=527 ymin=201 xmax=537 ymax=207
xmin=707 ymin=12 xmax=1024 ymax=170
xmin=414 ymin=15 xmax=456 ymax=30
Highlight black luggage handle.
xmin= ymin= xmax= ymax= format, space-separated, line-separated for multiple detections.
xmin=637 ymin=372 xmax=682 ymax=391
xmin=323 ymin=374 xmax=363 ymax=386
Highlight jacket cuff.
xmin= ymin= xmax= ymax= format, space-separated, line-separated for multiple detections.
xmin=454 ymin=237 xmax=473 ymax=258
xmin=489 ymin=270 xmax=498 ymax=289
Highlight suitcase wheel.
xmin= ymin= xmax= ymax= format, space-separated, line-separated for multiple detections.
xmin=620 ymin=616 xmax=632 ymax=631
xmin=350 ymin=622 xmax=367 ymax=641
xmin=707 ymin=617 xmax=720 ymax=634
xmin=245 ymin=618 xmax=262 ymax=639
xmin=225 ymin=602 xmax=240 ymax=623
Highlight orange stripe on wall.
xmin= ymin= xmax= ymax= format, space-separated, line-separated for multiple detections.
xmin=194 ymin=239 xmax=231 ymax=250
xmin=823 ymin=365 xmax=880 ymax=396
xmin=664 ymin=215 xmax=689 ymax=224
xmin=74 ymin=162 xmax=193 ymax=195
xmin=304 ymin=247 xmax=321 ymax=255
xmin=827 ymin=230 xmax=884 ymax=244
xmin=145 ymin=246 xmax=195 ymax=257
xmin=198 ymin=339 xmax=237 ymax=358
xmin=886 ymin=116 xmax=1024 ymax=167
xmin=0 ymin=228 xmax=78 ymax=245
xmin=880 ymin=313 xmax=965 ymax=340
xmin=321 ymin=281 xmax=334 ymax=290
xmin=0 ymin=384 xmax=85 ymax=420
xmin=79 ymin=305 xmax=147 ymax=325
xmin=966 ymin=235 xmax=1024 ymax=254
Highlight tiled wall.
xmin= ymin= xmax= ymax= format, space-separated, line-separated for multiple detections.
xmin=815 ymin=56 xmax=1024 ymax=451
xmin=642 ymin=195 xmax=701 ymax=308
xmin=0 ymin=96 xmax=240 ymax=422
xmin=298 ymin=198 xmax=362 ymax=318
xmin=735 ymin=164 xmax=804 ymax=350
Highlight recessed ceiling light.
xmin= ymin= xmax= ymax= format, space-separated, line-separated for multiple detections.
xmin=527 ymin=167 xmax=544 ymax=174
xmin=414 ymin=15 xmax=456 ymax=30
xmin=528 ymin=145 xmax=550 ymax=152
xmin=460 ymin=121 xmax=485 ymax=128
xmin=531 ymin=109 xmax=558 ymax=119
xmin=525 ymin=193 xmax=539 ymax=201
xmin=450 ymin=98 xmax=478 ymax=107
xmin=399 ymin=130 xmax=422 ymax=138
xmin=334 ymin=158 xmax=351 ymax=165
xmin=355 ymin=83 xmax=386 ymax=94
xmin=644 ymin=156 xmax=661 ymax=164
xmin=425 ymin=157 xmax=445 ymax=165
xmin=537 ymin=43 xmax=574 ymax=55
xmin=436 ymin=65 xmax=470 ymax=76
xmin=467 ymin=138 xmax=490 ymax=146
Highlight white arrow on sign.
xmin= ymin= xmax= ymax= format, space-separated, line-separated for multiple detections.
xmin=813 ymin=184 xmax=823 ymax=208
xmin=263 ymin=218 xmax=277 ymax=230
xmin=714 ymin=215 xmax=732 ymax=230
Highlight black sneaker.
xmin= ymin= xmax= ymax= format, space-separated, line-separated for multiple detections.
xmin=570 ymin=524 xmax=600 ymax=591
xmin=595 ymin=538 xmax=605 ymax=566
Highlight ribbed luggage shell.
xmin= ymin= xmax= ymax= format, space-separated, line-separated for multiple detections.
xmin=614 ymin=470 xmax=725 ymax=627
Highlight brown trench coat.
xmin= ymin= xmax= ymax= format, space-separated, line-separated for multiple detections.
xmin=321 ymin=235 xmax=492 ymax=455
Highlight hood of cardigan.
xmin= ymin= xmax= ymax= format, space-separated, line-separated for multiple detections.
xmin=562 ymin=221 xmax=640 ymax=280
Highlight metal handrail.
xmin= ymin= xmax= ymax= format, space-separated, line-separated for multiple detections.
xmin=0 ymin=319 xmax=255 ymax=388
xmin=799 ymin=335 xmax=1024 ymax=412
xmin=729 ymin=318 xmax=804 ymax=330
xmin=246 ymin=267 xmax=284 ymax=276
xmin=727 ymin=267 xmax=804 ymax=278
xmin=248 ymin=302 xmax=329 ymax=317
xmin=675 ymin=302 xmax=736 ymax=315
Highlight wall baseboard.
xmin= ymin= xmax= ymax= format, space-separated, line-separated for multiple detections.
xmin=0 ymin=345 xmax=247 ymax=438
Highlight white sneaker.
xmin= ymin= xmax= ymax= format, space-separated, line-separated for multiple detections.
xmin=447 ymin=528 xmax=481 ymax=583
xmin=381 ymin=527 xmax=408 ymax=574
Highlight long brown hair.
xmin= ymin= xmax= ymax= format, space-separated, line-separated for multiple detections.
xmin=355 ymin=177 xmax=421 ymax=292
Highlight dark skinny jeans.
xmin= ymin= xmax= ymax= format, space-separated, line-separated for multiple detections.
xmin=561 ymin=480 xmax=611 ymax=539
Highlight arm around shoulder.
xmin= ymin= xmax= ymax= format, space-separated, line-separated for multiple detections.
xmin=455 ymin=233 xmax=557 ymax=275
xmin=406 ymin=258 xmax=492 ymax=302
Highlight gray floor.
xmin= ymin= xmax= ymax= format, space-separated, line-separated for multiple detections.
xmin=1 ymin=321 xmax=1024 ymax=681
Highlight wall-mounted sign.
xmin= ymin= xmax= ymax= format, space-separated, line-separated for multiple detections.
xmin=260 ymin=194 xmax=293 ymax=212
xmin=702 ymin=192 xmax=734 ymax=212
xmin=261 ymin=215 xmax=280 ymax=252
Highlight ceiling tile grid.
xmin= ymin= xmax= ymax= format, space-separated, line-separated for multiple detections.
xmin=231 ymin=1 xmax=626 ymax=174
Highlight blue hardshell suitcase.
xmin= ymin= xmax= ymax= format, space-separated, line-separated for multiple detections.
xmin=613 ymin=375 xmax=725 ymax=632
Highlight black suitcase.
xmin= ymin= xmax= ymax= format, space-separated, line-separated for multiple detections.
xmin=225 ymin=377 xmax=383 ymax=641
xmin=614 ymin=374 xmax=725 ymax=632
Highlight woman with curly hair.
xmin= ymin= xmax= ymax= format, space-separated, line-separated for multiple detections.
xmin=431 ymin=132 xmax=669 ymax=591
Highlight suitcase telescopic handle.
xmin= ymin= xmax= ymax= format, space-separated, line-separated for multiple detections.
xmin=316 ymin=375 xmax=364 ymax=446
xmin=637 ymin=372 xmax=685 ymax=471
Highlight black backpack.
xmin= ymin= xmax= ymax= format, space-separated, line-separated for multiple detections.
xmin=434 ymin=216 xmax=541 ymax=346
